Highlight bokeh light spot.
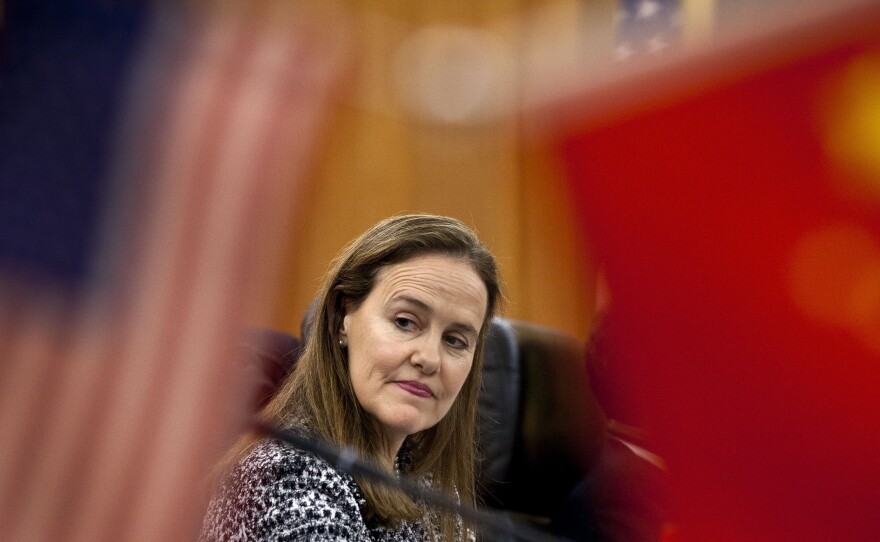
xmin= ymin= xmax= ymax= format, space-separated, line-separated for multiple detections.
xmin=821 ymin=54 xmax=880 ymax=202
xmin=789 ymin=224 xmax=880 ymax=351
xmin=392 ymin=25 xmax=515 ymax=125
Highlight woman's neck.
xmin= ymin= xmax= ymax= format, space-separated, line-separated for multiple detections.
xmin=378 ymin=430 xmax=406 ymax=472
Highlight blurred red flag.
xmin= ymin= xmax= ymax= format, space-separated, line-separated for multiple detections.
xmin=557 ymin=3 xmax=880 ymax=541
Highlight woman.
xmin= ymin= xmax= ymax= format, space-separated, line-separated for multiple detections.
xmin=200 ymin=214 xmax=503 ymax=541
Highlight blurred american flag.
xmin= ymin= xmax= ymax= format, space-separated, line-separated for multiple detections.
xmin=0 ymin=3 xmax=348 ymax=541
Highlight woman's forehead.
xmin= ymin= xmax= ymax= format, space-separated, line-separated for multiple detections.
xmin=373 ymin=255 xmax=487 ymax=317
xmin=376 ymin=254 xmax=481 ymax=290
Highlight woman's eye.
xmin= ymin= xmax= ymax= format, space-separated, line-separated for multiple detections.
xmin=444 ymin=335 xmax=467 ymax=349
xmin=394 ymin=317 xmax=416 ymax=330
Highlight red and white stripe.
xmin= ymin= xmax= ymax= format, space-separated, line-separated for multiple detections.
xmin=0 ymin=4 xmax=348 ymax=542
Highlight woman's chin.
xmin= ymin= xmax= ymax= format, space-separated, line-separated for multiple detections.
xmin=377 ymin=412 xmax=435 ymax=442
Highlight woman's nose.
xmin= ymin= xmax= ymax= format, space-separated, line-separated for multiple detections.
xmin=410 ymin=336 xmax=441 ymax=374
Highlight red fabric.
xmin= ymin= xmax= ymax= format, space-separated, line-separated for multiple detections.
xmin=560 ymin=14 xmax=880 ymax=542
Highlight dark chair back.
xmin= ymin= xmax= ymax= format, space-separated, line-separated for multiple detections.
xmin=486 ymin=320 xmax=605 ymax=521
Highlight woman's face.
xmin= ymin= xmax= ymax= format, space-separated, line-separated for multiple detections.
xmin=340 ymin=253 xmax=488 ymax=452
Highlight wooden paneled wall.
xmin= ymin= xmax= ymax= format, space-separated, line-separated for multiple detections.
xmin=265 ymin=0 xmax=616 ymax=340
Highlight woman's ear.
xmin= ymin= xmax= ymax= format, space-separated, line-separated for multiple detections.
xmin=339 ymin=313 xmax=350 ymax=339
xmin=337 ymin=312 xmax=353 ymax=350
xmin=338 ymin=296 xmax=351 ymax=341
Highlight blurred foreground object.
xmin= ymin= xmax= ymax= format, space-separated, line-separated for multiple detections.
xmin=547 ymin=1 xmax=880 ymax=541
xmin=0 ymin=2 xmax=348 ymax=541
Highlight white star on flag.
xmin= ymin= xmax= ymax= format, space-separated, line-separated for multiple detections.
xmin=616 ymin=0 xmax=682 ymax=60
xmin=637 ymin=0 xmax=661 ymax=20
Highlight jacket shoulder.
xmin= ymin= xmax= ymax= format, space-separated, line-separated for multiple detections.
xmin=199 ymin=439 xmax=368 ymax=541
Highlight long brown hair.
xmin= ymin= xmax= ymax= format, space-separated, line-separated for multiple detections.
xmin=227 ymin=214 xmax=502 ymax=539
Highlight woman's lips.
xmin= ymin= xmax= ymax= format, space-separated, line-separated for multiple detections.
xmin=396 ymin=381 xmax=433 ymax=398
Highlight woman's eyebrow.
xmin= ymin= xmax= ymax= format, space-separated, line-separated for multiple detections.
xmin=391 ymin=294 xmax=432 ymax=313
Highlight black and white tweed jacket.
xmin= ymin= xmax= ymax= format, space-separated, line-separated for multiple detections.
xmin=198 ymin=438 xmax=463 ymax=541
